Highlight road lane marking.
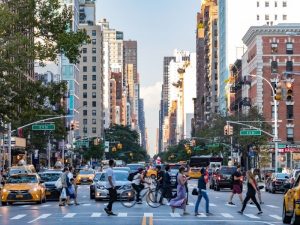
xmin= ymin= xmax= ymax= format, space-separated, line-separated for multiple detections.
xmin=27 ymin=214 xmax=51 ymax=223
xmin=248 ymin=204 xmax=256 ymax=208
xmin=149 ymin=216 xmax=153 ymax=225
xmin=209 ymin=203 xmax=216 ymax=207
xmin=170 ymin=213 xmax=181 ymax=217
xmin=118 ymin=213 xmax=127 ymax=217
xmin=269 ymin=215 xmax=282 ymax=220
xmin=197 ymin=213 xmax=207 ymax=218
xmin=64 ymin=213 xmax=76 ymax=218
xmin=21 ymin=205 xmax=30 ymax=208
xmin=82 ymin=203 xmax=91 ymax=206
xmin=244 ymin=214 xmax=259 ymax=219
xmin=41 ymin=204 xmax=50 ymax=208
xmin=83 ymin=195 xmax=87 ymax=198
xmin=144 ymin=213 xmax=153 ymax=217
xmin=142 ymin=216 xmax=146 ymax=225
xmin=91 ymin=213 xmax=101 ymax=217
xmin=11 ymin=214 xmax=26 ymax=220
xmin=221 ymin=213 xmax=233 ymax=218
xmin=266 ymin=205 xmax=279 ymax=208
xmin=188 ymin=203 xmax=195 ymax=206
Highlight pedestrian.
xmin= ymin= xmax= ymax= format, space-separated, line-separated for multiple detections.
xmin=159 ymin=164 xmax=172 ymax=203
xmin=155 ymin=165 xmax=164 ymax=202
xmin=132 ymin=168 xmax=150 ymax=204
xmin=184 ymin=168 xmax=189 ymax=205
xmin=169 ymin=166 xmax=189 ymax=215
xmin=228 ymin=165 xmax=243 ymax=205
xmin=59 ymin=167 xmax=70 ymax=206
xmin=195 ymin=168 xmax=212 ymax=216
xmin=238 ymin=171 xmax=263 ymax=215
xmin=250 ymin=169 xmax=263 ymax=204
xmin=104 ymin=159 xmax=117 ymax=216
xmin=69 ymin=178 xmax=79 ymax=205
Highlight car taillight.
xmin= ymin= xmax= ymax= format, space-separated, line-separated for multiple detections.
xmin=217 ymin=176 xmax=221 ymax=180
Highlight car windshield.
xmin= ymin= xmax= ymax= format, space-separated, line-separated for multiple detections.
xmin=39 ymin=173 xmax=61 ymax=182
xmin=220 ymin=167 xmax=236 ymax=175
xmin=7 ymin=175 xmax=38 ymax=183
xmin=276 ymin=173 xmax=289 ymax=179
xmin=79 ymin=170 xmax=94 ymax=175
xmin=94 ymin=173 xmax=102 ymax=180
xmin=100 ymin=172 xmax=128 ymax=181
xmin=127 ymin=164 xmax=143 ymax=171
xmin=170 ymin=169 xmax=178 ymax=174
xmin=113 ymin=167 xmax=130 ymax=172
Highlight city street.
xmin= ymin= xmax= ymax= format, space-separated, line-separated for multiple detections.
xmin=0 ymin=180 xmax=285 ymax=225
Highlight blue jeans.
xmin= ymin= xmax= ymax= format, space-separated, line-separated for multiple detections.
xmin=195 ymin=189 xmax=209 ymax=213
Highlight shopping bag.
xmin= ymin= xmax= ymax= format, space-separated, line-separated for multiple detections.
xmin=60 ymin=188 xmax=67 ymax=199
xmin=55 ymin=177 xmax=62 ymax=189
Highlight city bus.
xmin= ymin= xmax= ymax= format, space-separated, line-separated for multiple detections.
xmin=188 ymin=156 xmax=223 ymax=179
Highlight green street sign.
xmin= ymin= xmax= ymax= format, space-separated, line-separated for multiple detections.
xmin=74 ymin=140 xmax=89 ymax=148
xmin=32 ymin=123 xmax=55 ymax=131
xmin=207 ymin=143 xmax=220 ymax=148
xmin=278 ymin=144 xmax=286 ymax=149
xmin=240 ymin=130 xmax=261 ymax=136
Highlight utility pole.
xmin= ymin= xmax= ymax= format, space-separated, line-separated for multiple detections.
xmin=8 ymin=123 xmax=11 ymax=167
xmin=62 ymin=138 xmax=65 ymax=168
xmin=48 ymin=136 xmax=51 ymax=168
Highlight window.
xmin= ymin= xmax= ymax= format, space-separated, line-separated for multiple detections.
xmin=274 ymin=14 xmax=278 ymax=20
xmin=83 ymin=127 xmax=87 ymax=133
xmin=92 ymin=48 xmax=96 ymax=54
xmin=92 ymin=119 xmax=96 ymax=124
xmin=287 ymin=127 xmax=294 ymax=140
xmin=92 ymin=84 xmax=96 ymax=89
xmin=83 ymin=101 xmax=87 ymax=106
xmin=92 ymin=75 xmax=96 ymax=81
xmin=271 ymin=61 xmax=278 ymax=73
xmin=274 ymin=1 xmax=277 ymax=7
xmin=265 ymin=1 xmax=269 ymax=7
xmin=92 ymin=127 xmax=96 ymax=133
xmin=283 ymin=14 xmax=287 ymax=20
xmin=92 ymin=56 xmax=96 ymax=62
xmin=92 ymin=101 xmax=96 ymax=107
xmin=83 ymin=56 xmax=87 ymax=62
xmin=271 ymin=43 xmax=278 ymax=53
xmin=83 ymin=119 xmax=87 ymax=125
xmin=214 ymin=85 xmax=218 ymax=91
xmin=83 ymin=75 xmax=87 ymax=81
xmin=92 ymin=30 xmax=96 ymax=36
xmin=214 ymin=40 xmax=218 ymax=48
xmin=265 ymin=14 xmax=269 ymax=20
xmin=83 ymin=66 xmax=87 ymax=72
xmin=215 ymin=73 xmax=218 ymax=80
xmin=286 ymin=61 xmax=293 ymax=72
xmin=214 ymin=62 xmax=218 ymax=70
xmin=283 ymin=1 xmax=287 ymax=7
xmin=82 ymin=48 xmax=87 ymax=54
xmin=257 ymin=15 xmax=260 ymax=20
xmin=92 ymin=66 xmax=96 ymax=72
xmin=92 ymin=92 xmax=96 ymax=98
xmin=286 ymin=43 xmax=293 ymax=54
xmin=287 ymin=105 xmax=294 ymax=119
xmin=83 ymin=84 xmax=87 ymax=89
xmin=83 ymin=92 xmax=87 ymax=98
xmin=92 ymin=110 xmax=96 ymax=116
xmin=83 ymin=110 xmax=87 ymax=116
xmin=92 ymin=39 xmax=96 ymax=45
xmin=257 ymin=1 xmax=259 ymax=7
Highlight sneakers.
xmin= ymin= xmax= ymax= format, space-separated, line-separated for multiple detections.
xmin=238 ymin=211 xmax=243 ymax=214
xmin=257 ymin=211 xmax=263 ymax=215
xmin=206 ymin=212 xmax=213 ymax=216
xmin=228 ymin=202 xmax=235 ymax=205
xmin=183 ymin=212 xmax=190 ymax=216
xmin=104 ymin=208 xmax=116 ymax=216
xmin=195 ymin=212 xmax=200 ymax=216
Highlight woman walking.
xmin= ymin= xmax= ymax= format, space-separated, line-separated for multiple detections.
xmin=238 ymin=171 xmax=263 ymax=215
xmin=169 ymin=166 xmax=189 ymax=215
xmin=195 ymin=168 xmax=211 ymax=216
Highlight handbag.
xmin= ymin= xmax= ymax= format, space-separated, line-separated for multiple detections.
xmin=192 ymin=188 xmax=199 ymax=196
xmin=55 ymin=177 xmax=62 ymax=189
xmin=60 ymin=188 xmax=67 ymax=199
xmin=258 ymin=185 xmax=264 ymax=190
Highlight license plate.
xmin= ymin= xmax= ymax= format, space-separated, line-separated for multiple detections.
xmin=46 ymin=191 xmax=51 ymax=195
xmin=16 ymin=194 xmax=23 ymax=198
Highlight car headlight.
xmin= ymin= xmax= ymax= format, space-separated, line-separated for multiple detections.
xmin=30 ymin=188 xmax=38 ymax=192
xmin=89 ymin=176 xmax=93 ymax=180
xmin=2 ymin=188 xmax=8 ymax=193
xmin=96 ymin=185 xmax=106 ymax=190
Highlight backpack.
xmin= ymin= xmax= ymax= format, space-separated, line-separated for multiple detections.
xmin=128 ymin=171 xmax=139 ymax=181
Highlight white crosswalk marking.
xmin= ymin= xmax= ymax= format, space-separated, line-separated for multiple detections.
xmin=144 ymin=213 xmax=153 ymax=217
xmin=188 ymin=203 xmax=195 ymax=206
xmin=41 ymin=204 xmax=50 ymax=208
xmin=64 ymin=213 xmax=76 ymax=218
xmin=27 ymin=214 xmax=51 ymax=224
xmin=197 ymin=213 xmax=207 ymax=218
xmin=91 ymin=213 xmax=102 ymax=218
xmin=21 ymin=205 xmax=30 ymax=208
xmin=11 ymin=214 xmax=26 ymax=220
xmin=82 ymin=203 xmax=91 ymax=206
xmin=221 ymin=213 xmax=233 ymax=218
xmin=269 ymin=215 xmax=282 ymax=220
xmin=248 ymin=204 xmax=256 ymax=208
xmin=244 ymin=214 xmax=259 ymax=219
xmin=118 ymin=213 xmax=127 ymax=217
xmin=266 ymin=205 xmax=279 ymax=208
xmin=170 ymin=213 xmax=181 ymax=217
xmin=209 ymin=203 xmax=216 ymax=207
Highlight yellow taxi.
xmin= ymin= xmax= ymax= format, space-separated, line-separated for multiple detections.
xmin=146 ymin=167 xmax=157 ymax=179
xmin=1 ymin=173 xmax=46 ymax=205
xmin=282 ymin=174 xmax=300 ymax=224
xmin=188 ymin=167 xmax=202 ymax=179
xmin=76 ymin=169 xmax=95 ymax=185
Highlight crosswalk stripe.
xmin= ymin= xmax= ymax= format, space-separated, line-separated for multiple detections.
xmin=21 ymin=205 xmax=30 ymax=208
xmin=28 ymin=214 xmax=51 ymax=224
xmin=170 ymin=213 xmax=181 ymax=217
xmin=82 ymin=203 xmax=91 ymax=206
xmin=144 ymin=213 xmax=153 ymax=217
xmin=248 ymin=204 xmax=256 ymax=208
xmin=209 ymin=203 xmax=216 ymax=207
xmin=11 ymin=214 xmax=26 ymax=220
xmin=118 ymin=213 xmax=127 ymax=217
xmin=64 ymin=213 xmax=76 ymax=218
xmin=41 ymin=204 xmax=50 ymax=208
xmin=266 ymin=205 xmax=279 ymax=208
xmin=91 ymin=213 xmax=102 ymax=217
xmin=221 ymin=213 xmax=233 ymax=218
xmin=188 ymin=203 xmax=195 ymax=206
xmin=269 ymin=215 xmax=282 ymax=220
xmin=197 ymin=213 xmax=207 ymax=218
xmin=244 ymin=214 xmax=259 ymax=219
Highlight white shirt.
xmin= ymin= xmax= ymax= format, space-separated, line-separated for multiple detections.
xmin=68 ymin=172 xmax=73 ymax=180
xmin=132 ymin=173 xmax=141 ymax=185
xmin=106 ymin=167 xmax=116 ymax=188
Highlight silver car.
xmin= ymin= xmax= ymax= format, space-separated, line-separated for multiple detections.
xmin=95 ymin=170 xmax=132 ymax=201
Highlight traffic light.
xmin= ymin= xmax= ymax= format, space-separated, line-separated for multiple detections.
xmin=70 ymin=121 xmax=75 ymax=130
xmin=117 ymin=143 xmax=122 ymax=149
xmin=94 ymin=138 xmax=101 ymax=146
xmin=224 ymin=125 xmax=229 ymax=135
xmin=228 ymin=125 xmax=233 ymax=135
xmin=75 ymin=120 xmax=79 ymax=130
xmin=112 ymin=147 xmax=117 ymax=152
xmin=274 ymin=81 xmax=282 ymax=101
xmin=286 ymin=81 xmax=293 ymax=101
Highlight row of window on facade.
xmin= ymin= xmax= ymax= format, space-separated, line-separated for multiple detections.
xmin=82 ymin=48 xmax=97 ymax=54
xmin=272 ymin=105 xmax=294 ymax=120
xmin=83 ymin=74 xmax=97 ymax=81
xmin=83 ymin=83 xmax=97 ymax=89
xmin=83 ymin=118 xmax=97 ymax=125
xmin=257 ymin=1 xmax=287 ymax=7
xmin=83 ymin=66 xmax=97 ymax=72
xmin=82 ymin=56 xmax=97 ymax=63
xmin=82 ymin=110 xmax=97 ymax=116
xmin=83 ymin=101 xmax=97 ymax=107
xmin=82 ymin=92 xmax=97 ymax=98
xmin=82 ymin=127 xmax=97 ymax=134
xmin=271 ymin=42 xmax=293 ymax=54
xmin=257 ymin=14 xmax=287 ymax=21
xmin=271 ymin=60 xmax=293 ymax=73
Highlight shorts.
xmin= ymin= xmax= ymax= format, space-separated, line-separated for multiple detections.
xmin=232 ymin=184 xmax=242 ymax=194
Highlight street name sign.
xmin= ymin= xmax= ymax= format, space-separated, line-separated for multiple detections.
xmin=240 ymin=130 xmax=261 ymax=136
xmin=32 ymin=124 xmax=55 ymax=131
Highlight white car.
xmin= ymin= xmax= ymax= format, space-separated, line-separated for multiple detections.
xmin=95 ymin=170 xmax=132 ymax=201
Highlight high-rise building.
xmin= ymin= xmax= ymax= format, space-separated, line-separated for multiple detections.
xmin=138 ymin=99 xmax=146 ymax=150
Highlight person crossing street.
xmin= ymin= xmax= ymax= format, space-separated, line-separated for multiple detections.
xmin=104 ymin=159 xmax=117 ymax=216
xmin=194 ymin=168 xmax=211 ymax=216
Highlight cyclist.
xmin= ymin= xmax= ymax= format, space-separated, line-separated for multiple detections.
xmin=132 ymin=168 xmax=150 ymax=204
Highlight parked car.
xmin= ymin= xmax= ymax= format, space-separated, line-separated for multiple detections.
xmin=94 ymin=170 xmax=132 ymax=201
xmin=75 ymin=169 xmax=95 ymax=185
xmin=282 ymin=174 xmax=300 ymax=224
xmin=1 ymin=173 xmax=46 ymax=205
xmin=265 ymin=173 xmax=289 ymax=193
xmin=38 ymin=170 xmax=62 ymax=201
xmin=211 ymin=166 xmax=237 ymax=191
xmin=127 ymin=164 xmax=145 ymax=173
xmin=113 ymin=167 xmax=131 ymax=173
xmin=89 ymin=172 xmax=102 ymax=199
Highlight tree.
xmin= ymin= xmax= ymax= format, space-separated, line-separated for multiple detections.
xmin=83 ymin=142 xmax=104 ymax=162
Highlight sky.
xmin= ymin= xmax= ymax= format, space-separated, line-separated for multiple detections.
xmin=96 ymin=0 xmax=201 ymax=156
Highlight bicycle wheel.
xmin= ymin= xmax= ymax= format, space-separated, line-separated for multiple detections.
xmin=146 ymin=189 xmax=162 ymax=208
xmin=120 ymin=189 xmax=136 ymax=208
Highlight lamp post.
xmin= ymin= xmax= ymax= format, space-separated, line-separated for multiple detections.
xmin=247 ymin=74 xmax=279 ymax=172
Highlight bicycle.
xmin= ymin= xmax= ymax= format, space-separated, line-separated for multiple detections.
xmin=120 ymin=180 xmax=162 ymax=208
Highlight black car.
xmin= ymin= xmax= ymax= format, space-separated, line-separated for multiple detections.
xmin=265 ymin=173 xmax=289 ymax=193
xmin=211 ymin=166 xmax=237 ymax=191
xmin=38 ymin=170 xmax=62 ymax=201
xmin=89 ymin=172 xmax=102 ymax=199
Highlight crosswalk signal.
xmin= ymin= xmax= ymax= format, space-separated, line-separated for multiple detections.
xmin=224 ymin=125 xmax=229 ymax=136
xmin=70 ymin=121 xmax=75 ymax=130
xmin=229 ymin=125 xmax=233 ymax=135
xmin=286 ymin=81 xmax=293 ymax=102
xmin=274 ymin=81 xmax=282 ymax=101
xmin=75 ymin=120 xmax=80 ymax=130
xmin=117 ymin=143 xmax=122 ymax=149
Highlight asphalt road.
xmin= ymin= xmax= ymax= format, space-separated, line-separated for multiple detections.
xmin=0 ymin=180 xmax=285 ymax=225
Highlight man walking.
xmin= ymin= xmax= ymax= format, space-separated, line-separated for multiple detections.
xmin=195 ymin=168 xmax=211 ymax=215
xmin=155 ymin=165 xmax=164 ymax=201
xmin=104 ymin=159 xmax=117 ymax=216
xmin=228 ymin=165 xmax=243 ymax=205
xmin=159 ymin=165 xmax=172 ymax=203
